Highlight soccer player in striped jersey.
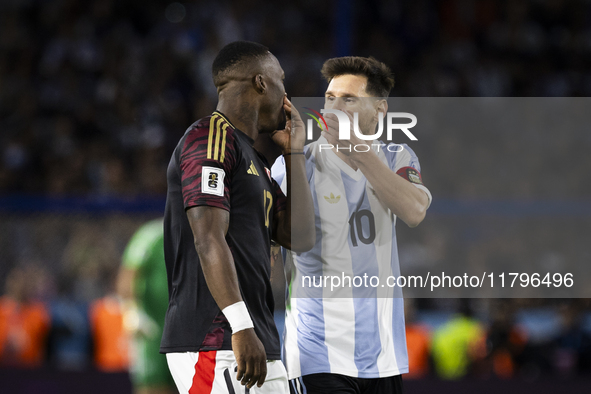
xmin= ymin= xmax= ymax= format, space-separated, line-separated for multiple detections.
xmin=161 ymin=41 xmax=314 ymax=394
xmin=272 ymin=57 xmax=432 ymax=394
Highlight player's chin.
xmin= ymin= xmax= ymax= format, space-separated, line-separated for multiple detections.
xmin=261 ymin=109 xmax=286 ymax=133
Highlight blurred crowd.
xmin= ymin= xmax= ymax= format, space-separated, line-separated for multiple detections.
xmin=1 ymin=0 xmax=591 ymax=198
xmin=0 ymin=211 xmax=589 ymax=381
xmin=2 ymin=262 xmax=591 ymax=380
xmin=0 ymin=264 xmax=129 ymax=371
xmin=404 ymin=298 xmax=591 ymax=380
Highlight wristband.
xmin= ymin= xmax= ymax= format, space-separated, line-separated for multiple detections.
xmin=284 ymin=151 xmax=304 ymax=156
xmin=222 ymin=301 xmax=254 ymax=334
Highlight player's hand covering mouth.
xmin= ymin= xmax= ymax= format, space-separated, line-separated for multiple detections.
xmin=271 ymin=95 xmax=306 ymax=154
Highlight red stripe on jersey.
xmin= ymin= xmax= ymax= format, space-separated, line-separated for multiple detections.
xmin=189 ymin=351 xmax=217 ymax=394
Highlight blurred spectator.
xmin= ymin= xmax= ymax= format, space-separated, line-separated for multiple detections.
xmin=117 ymin=218 xmax=174 ymax=393
xmin=551 ymin=301 xmax=591 ymax=377
xmin=486 ymin=301 xmax=527 ymax=379
xmin=431 ymin=300 xmax=486 ymax=379
xmin=46 ymin=276 xmax=92 ymax=371
xmin=405 ymin=299 xmax=431 ymax=379
xmin=89 ymin=277 xmax=129 ymax=372
xmin=0 ymin=267 xmax=50 ymax=368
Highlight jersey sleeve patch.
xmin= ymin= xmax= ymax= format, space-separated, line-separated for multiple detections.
xmin=201 ymin=166 xmax=226 ymax=196
xmin=396 ymin=166 xmax=423 ymax=185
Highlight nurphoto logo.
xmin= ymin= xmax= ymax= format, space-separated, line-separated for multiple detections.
xmin=303 ymin=107 xmax=418 ymax=153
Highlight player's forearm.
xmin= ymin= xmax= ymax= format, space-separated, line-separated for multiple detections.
xmin=187 ymin=207 xmax=243 ymax=310
xmin=279 ymin=154 xmax=315 ymax=252
xmin=196 ymin=233 xmax=256 ymax=337
xmin=195 ymin=235 xmax=244 ymax=310
xmin=352 ymin=152 xmax=428 ymax=227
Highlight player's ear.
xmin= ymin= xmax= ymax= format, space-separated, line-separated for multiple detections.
xmin=377 ymin=99 xmax=388 ymax=114
xmin=375 ymin=99 xmax=388 ymax=121
xmin=253 ymin=74 xmax=266 ymax=94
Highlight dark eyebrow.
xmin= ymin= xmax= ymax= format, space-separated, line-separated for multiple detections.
xmin=325 ymin=91 xmax=357 ymax=98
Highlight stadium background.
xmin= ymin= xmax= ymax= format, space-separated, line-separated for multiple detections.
xmin=1 ymin=0 xmax=590 ymax=392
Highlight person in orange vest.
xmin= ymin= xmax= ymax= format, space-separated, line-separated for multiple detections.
xmin=0 ymin=266 xmax=50 ymax=367
xmin=404 ymin=300 xmax=431 ymax=379
xmin=89 ymin=273 xmax=130 ymax=372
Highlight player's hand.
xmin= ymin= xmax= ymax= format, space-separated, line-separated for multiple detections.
xmin=232 ymin=328 xmax=268 ymax=389
xmin=271 ymin=95 xmax=306 ymax=153
xmin=322 ymin=110 xmax=369 ymax=158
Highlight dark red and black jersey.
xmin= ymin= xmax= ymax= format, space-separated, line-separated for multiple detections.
xmin=160 ymin=111 xmax=286 ymax=359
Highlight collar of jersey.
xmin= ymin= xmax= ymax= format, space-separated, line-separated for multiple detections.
xmin=213 ymin=110 xmax=236 ymax=129
xmin=319 ymin=136 xmax=363 ymax=181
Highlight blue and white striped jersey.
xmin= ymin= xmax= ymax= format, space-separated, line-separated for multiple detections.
xmin=271 ymin=137 xmax=431 ymax=380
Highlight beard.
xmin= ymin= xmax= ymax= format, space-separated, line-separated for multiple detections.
xmin=360 ymin=114 xmax=376 ymax=136
xmin=260 ymin=105 xmax=286 ymax=134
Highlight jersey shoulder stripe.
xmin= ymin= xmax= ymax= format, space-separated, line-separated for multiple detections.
xmin=180 ymin=114 xmax=237 ymax=210
xmin=206 ymin=112 xmax=233 ymax=163
xmin=181 ymin=115 xmax=236 ymax=166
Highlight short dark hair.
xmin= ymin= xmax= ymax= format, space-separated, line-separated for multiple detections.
xmin=321 ymin=56 xmax=394 ymax=97
xmin=212 ymin=41 xmax=270 ymax=86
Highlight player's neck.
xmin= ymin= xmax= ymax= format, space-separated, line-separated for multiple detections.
xmin=216 ymin=101 xmax=260 ymax=141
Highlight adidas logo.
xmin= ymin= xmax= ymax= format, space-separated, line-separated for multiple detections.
xmin=324 ymin=193 xmax=341 ymax=204
xmin=247 ymin=161 xmax=259 ymax=176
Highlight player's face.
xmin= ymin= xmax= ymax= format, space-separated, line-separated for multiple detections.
xmin=260 ymin=55 xmax=286 ymax=133
xmin=324 ymin=74 xmax=379 ymax=135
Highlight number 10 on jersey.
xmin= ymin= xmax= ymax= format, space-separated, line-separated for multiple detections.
xmin=349 ymin=209 xmax=376 ymax=247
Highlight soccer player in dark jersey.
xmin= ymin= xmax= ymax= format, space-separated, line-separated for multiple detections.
xmin=160 ymin=41 xmax=314 ymax=394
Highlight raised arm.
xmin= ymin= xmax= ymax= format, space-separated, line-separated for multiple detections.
xmin=271 ymin=96 xmax=315 ymax=251
xmin=353 ymin=152 xmax=428 ymax=227
xmin=322 ymin=112 xmax=429 ymax=228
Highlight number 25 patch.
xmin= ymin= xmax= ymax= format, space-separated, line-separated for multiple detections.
xmin=202 ymin=166 xmax=225 ymax=196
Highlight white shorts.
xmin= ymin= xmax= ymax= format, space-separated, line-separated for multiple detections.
xmin=166 ymin=350 xmax=289 ymax=394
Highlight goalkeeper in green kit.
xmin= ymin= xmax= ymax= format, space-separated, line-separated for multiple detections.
xmin=118 ymin=219 xmax=175 ymax=394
